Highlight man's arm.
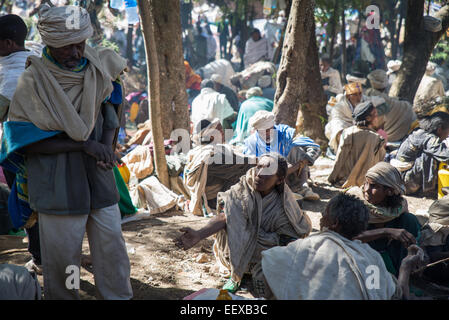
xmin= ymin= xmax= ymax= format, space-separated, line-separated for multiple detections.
xmin=397 ymin=245 xmax=425 ymax=300
xmin=353 ymin=228 xmax=416 ymax=248
xmin=175 ymin=212 xmax=226 ymax=250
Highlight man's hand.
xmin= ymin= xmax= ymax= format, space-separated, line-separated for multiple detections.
xmin=175 ymin=227 xmax=202 ymax=250
xmin=402 ymin=244 xmax=426 ymax=271
xmin=387 ymin=228 xmax=416 ymax=248
xmin=83 ymin=140 xmax=115 ymax=163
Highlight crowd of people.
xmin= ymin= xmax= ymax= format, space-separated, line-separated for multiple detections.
xmin=0 ymin=3 xmax=449 ymax=301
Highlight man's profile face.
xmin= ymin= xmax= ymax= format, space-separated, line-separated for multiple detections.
xmin=0 ymin=39 xmax=14 ymax=57
xmin=347 ymin=91 xmax=362 ymax=107
xmin=319 ymin=60 xmax=329 ymax=72
xmin=48 ymin=41 xmax=86 ymax=69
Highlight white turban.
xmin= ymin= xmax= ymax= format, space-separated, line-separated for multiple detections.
xmin=37 ymin=4 xmax=93 ymax=48
xmin=346 ymin=74 xmax=367 ymax=86
xmin=246 ymin=86 xmax=263 ymax=99
xmin=387 ymin=60 xmax=401 ymax=73
xmin=426 ymin=61 xmax=437 ymax=75
xmin=257 ymin=75 xmax=272 ymax=88
xmin=249 ymin=110 xmax=275 ymax=130
xmin=367 ymin=69 xmax=388 ymax=90
xmin=211 ymin=74 xmax=223 ymax=84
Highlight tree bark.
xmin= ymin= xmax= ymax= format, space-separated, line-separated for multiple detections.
xmin=328 ymin=0 xmax=338 ymax=61
xmin=273 ymin=0 xmax=328 ymax=147
xmin=389 ymin=1 xmax=449 ymax=102
xmin=148 ymin=0 xmax=189 ymax=139
xmin=137 ymin=0 xmax=170 ymax=188
xmin=340 ymin=4 xmax=347 ymax=80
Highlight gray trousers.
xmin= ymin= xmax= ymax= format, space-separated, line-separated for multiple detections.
xmin=38 ymin=204 xmax=133 ymax=300
xmin=286 ymin=146 xmax=310 ymax=192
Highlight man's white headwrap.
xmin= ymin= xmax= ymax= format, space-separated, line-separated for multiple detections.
xmin=37 ymin=4 xmax=93 ymax=48
xmin=257 ymin=75 xmax=272 ymax=88
xmin=211 ymin=74 xmax=223 ymax=84
xmin=387 ymin=60 xmax=401 ymax=74
xmin=346 ymin=74 xmax=367 ymax=86
xmin=367 ymin=69 xmax=388 ymax=90
xmin=426 ymin=61 xmax=437 ymax=76
xmin=246 ymin=86 xmax=263 ymax=99
xmin=249 ymin=110 xmax=275 ymax=131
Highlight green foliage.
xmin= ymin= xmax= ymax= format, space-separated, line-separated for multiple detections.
xmin=100 ymin=38 xmax=120 ymax=53
xmin=430 ymin=40 xmax=449 ymax=65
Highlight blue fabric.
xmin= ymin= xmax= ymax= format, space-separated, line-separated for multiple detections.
xmin=0 ymin=121 xmax=60 ymax=228
xmin=243 ymin=124 xmax=320 ymax=157
xmin=108 ymin=80 xmax=123 ymax=105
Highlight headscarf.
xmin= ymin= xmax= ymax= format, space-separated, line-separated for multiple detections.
xmin=37 ymin=4 xmax=93 ymax=48
xmin=257 ymin=75 xmax=272 ymax=88
xmin=426 ymin=61 xmax=437 ymax=76
xmin=365 ymin=162 xmax=406 ymax=196
xmin=211 ymin=73 xmax=223 ymax=84
xmin=344 ymin=82 xmax=363 ymax=96
xmin=387 ymin=60 xmax=401 ymax=74
xmin=346 ymin=74 xmax=367 ymax=86
xmin=192 ymin=118 xmax=222 ymax=146
xmin=428 ymin=195 xmax=449 ymax=225
xmin=249 ymin=110 xmax=275 ymax=131
xmin=367 ymin=69 xmax=388 ymax=90
xmin=352 ymin=101 xmax=375 ymax=122
xmin=245 ymin=86 xmax=263 ymax=99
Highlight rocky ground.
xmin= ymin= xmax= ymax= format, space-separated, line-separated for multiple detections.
xmin=1 ymin=157 xmax=448 ymax=300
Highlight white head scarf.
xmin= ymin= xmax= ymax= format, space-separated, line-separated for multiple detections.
xmin=249 ymin=110 xmax=275 ymax=131
xmin=37 ymin=4 xmax=93 ymax=48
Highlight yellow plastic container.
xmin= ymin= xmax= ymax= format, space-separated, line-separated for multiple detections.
xmin=438 ymin=162 xmax=449 ymax=199
xmin=216 ymin=289 xmax=232 ymax=300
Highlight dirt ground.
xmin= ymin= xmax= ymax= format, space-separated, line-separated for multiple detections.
xmin=1 ymin=157 xmax=447 ymax=300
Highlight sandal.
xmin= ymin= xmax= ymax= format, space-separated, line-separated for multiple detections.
xmin=222 ymin=278 xmax=240 ymax=293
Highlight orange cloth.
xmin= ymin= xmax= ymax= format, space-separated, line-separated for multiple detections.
xmin=344 ymin=82 xmax=363 ymax=95
xmin=184 ymin=61 xmax=202 ymax=91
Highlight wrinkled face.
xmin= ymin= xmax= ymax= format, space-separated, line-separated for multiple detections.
xmin=48 ymin=41 xmax=85 ymax=69
xmin=254 ymin=156 xmax=282 ymax=194
xmin=319 ymin=60 xmax=330 ymax=72
xmin=347 ymin=92 xmax=362 ymax=107
xmin=362 ymin=177 xmax=388 ymax=206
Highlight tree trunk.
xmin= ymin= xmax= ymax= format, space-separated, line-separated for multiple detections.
xmin=392 ymin=1 xmax=404 ymax=60
xmin=272 ymin=0 xmax=293 ymax=63
xmin=273 ymin=0 xmax=328 ymax=147
xmin=137 ymin=0 xmax=170 ymax=188
xmin=149 ymin=0 xmax=190 ymax=139
xmin=389 ymin=1 xmax=449 ymax=102
xmin=328 ymin=0 xmax=338 ymax=61
xmin=340 ymin=5 xmax=347 ymax=80
xmin=126 ymin=24 xmax=134 ymax=68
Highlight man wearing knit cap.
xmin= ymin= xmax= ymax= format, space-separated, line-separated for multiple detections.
xmin=329 ymin=101 xmax=386 ymax=188
xmin=1 ymin=5 xmax=132 ymax=299
xmin=365 ymin=69 xmax=416 ymax=143
xmin=243 ymin=111 xmax=321 ymax=201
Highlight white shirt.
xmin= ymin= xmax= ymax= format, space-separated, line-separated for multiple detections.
xmin=191 ymin=88 xmax=235 ymax=129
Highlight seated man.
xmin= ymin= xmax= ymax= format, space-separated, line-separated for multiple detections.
xmin=0 ymin=264 xmax=41 ymax=300
xmin=191 ymin=79 xmax=236 ymax=130
xmin=391 ymin=112 xmax=449 ymax=195
xmin=243 ymin=111 xmax=321 ymax=201
xmin=365 ymin=69 xmax=416 ymax=143
xmin=325 ymin=82 xmax=363 ymax=152
xmin=320 ymin=54 xmax=343 ymax=99
xmin=183 ymin=119 xmax=256 ymax=216
xmin=230 ymin=87 xmax=273 ymax=145
xmin=414 ymin=62 xmax=445 ymax=107
xmin=329 ymin=101 xmax=386 ymax=188
xmin=346 ymin=162 xmax=422 ymax=277
xmin=211 ymin=73 xmax=239 ymax=112
xmin=177 ymin=153 xmax=312 ymax=298
xmin=243 ymin=29 xmax=270 ymax=68
xmin=262 ymin=193 xmax=425 ymax=300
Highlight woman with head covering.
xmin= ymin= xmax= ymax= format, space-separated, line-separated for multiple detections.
xmin=177 ymin=153 xmax=312 ymax=298
xmin=328 ymin=101 xmax=386 ymax=188
xmin=414 ymin=61 xmax=445 ymax=106
xmin=348 ymin=162 xmax=422 ymax=276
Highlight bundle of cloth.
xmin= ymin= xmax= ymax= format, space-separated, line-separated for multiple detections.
xmin=231 ymin=61 xmax=276 ymax=90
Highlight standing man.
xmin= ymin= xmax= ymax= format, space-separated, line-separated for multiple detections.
xmin=2 ymin=5 xmax=133 ymax=299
